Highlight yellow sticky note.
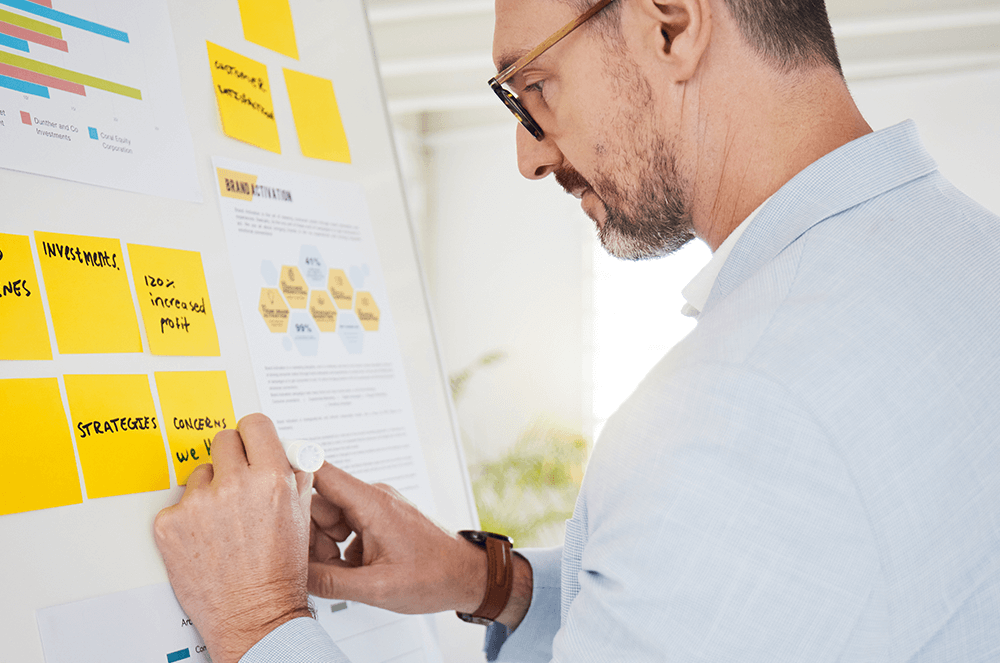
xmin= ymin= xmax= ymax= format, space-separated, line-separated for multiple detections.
xmin=34 ymin=232 xmax=142 ymax=355
xmin=0 ymin=233 xmax=52 ymax=360
xmin=284 ymin=69 xmax=351 ymax=163
xmin=207 ymin=41 xmax=280 ymax=153
xmin=155 ymin=371 xmax=236 ymax=485
xmin=0 ymin=378 xmax=82 ymax=516
xmin=64 ymin=374 xmax=169 ymax=499
xmin=238 ymin=0 xmax=298 ymax=60
xmin=127 ymin=244 xmax=220 ymax=357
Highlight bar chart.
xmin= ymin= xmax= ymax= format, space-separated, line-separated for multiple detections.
xmin=0 ymin=0 xmax=199 ymax=201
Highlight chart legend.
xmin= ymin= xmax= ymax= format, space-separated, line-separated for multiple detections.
xmin=0 ymin=0 xmax=199 ymax=201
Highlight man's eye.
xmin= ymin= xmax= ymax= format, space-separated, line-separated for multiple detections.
xmin=524 ymin=81 xmax=545 ymax=95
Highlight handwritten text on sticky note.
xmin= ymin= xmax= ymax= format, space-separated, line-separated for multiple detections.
xmin=155 ymin=371 xmax=236 ymax=485
xmin=127 ymin=244 xmax=220 ymax=356
xmin=35 ymin=231 xmax=142 ymax=355
xmin=64 ymin=374 xmax=169 ymax=499
xmin=0 ymin=233 xmax=52 ymax=360
xmin=207 ymin=41 xmax=280 ymax=153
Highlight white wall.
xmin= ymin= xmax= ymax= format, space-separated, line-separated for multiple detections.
xmin=851 ymin=66 xmax=1000 ymax=216
xmin=422 ymin=124 xmax=592 ymax=455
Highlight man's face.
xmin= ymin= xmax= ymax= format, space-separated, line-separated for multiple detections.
xmin=493 ymin=0 xmax=695 ymax=259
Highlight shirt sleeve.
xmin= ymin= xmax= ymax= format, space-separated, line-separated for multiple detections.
xmin=240 ymin=617 xmax=350 ymax=663
xmin=491 ymin=546 xmax=563 ymax=662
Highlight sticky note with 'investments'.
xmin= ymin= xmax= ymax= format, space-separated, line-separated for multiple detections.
xmin=34 ymin=231 xmax=142 ymax=355
xmin=207 ymin=41 xmax=280 ymax=153
xmin=64 ymin=374 xmax=170 ymax=499
xmin=127 ymin=244 xmax=220 ymax=356
xmin=0 ymin=378 xmax=82 ymax=516
xmin=0 ymin=233 xmax=52 ymax=360
xmin=154 ymin=371 xmax=236 ymax=485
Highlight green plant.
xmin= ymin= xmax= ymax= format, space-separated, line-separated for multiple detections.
xmin=449 ymin=352 xmax=591 ymax=547
xmin=470 ymin=421 xmax=589 ymax=547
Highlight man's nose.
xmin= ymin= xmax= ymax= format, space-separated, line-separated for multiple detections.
xmin=516 ymin=123 xmax=563 ymax=180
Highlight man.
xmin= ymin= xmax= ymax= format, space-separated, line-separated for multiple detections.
xmin=154 ymin=0 xmax=1000 ymax=660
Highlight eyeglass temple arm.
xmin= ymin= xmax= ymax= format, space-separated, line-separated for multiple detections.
xmin=494 ymin=0 xmax=616 ymax=85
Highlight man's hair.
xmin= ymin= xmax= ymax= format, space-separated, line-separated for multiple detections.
xmin=572 ymin=0 xmax=842 ymax=74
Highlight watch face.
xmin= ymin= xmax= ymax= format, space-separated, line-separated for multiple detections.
xmin=457 ymin=611 xmax=494 ymax=626
xmin=458 ymin=530 xmax=513 ymax=546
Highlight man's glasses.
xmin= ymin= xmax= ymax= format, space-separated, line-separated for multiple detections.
xmin=489 ymin=0 xmax=616 ymax=141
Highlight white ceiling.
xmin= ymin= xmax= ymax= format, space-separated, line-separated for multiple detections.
xmin=362 ymin=0 xmax=1000 ymax=132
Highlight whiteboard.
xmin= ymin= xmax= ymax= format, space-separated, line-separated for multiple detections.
xmin=0 ymin=0 xmax=477 ymax=660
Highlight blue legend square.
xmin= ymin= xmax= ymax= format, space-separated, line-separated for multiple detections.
xmin=166 ymin=648 xmax=190 ymax=663
xmin=88 ymin=127 xmax=98 ymax=140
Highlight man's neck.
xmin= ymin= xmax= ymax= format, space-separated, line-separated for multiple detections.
xmin=688 ymin=66 xmax=872 ymax=251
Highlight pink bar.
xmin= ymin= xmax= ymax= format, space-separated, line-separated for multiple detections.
xmin=20 ymin=111 xmax=31 ymax=125
xmin=23 ymin=0 xmax=54 ymax=7
xmin=0 ymin=62 xmax=86 ymax=96
xmin=0 ymin=21 xmax=68 ymax=52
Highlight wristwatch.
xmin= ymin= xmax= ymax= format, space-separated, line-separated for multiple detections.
xmin=455 ymin=530 xmax=515 ymax=625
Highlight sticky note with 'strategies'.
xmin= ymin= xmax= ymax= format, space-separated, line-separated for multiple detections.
xmin=64 ymin=374 xmax=170 ymax=499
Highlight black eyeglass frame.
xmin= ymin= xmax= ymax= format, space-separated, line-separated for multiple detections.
xmin=489 ymin=0 xmax=617 ymax=141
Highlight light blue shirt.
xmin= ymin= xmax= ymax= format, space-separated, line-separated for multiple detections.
xmin=243 ymin=121 xmax=1000 ymax=662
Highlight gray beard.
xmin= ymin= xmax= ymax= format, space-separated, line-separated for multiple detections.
xmin=594 ymin=143 xmax=695 ymax=261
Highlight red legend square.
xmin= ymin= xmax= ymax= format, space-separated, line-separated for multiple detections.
xmin=20 ymin=111 xmax=31 ymax=125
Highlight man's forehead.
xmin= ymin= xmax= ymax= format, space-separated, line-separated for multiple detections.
xmin=492 ymin=0 xmax=577 ymax=69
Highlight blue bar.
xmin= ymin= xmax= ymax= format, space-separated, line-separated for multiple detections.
xmin=0 ymin=0 xmax=129 ymax=43
xmin=0 ymin=72 xmax=48 ymax=97
xmin=166 ymin=648 xmax=191 ymax=663
xmin=0 ymin=31 xmax=29 ymax=51
xmin=88 ymin=126 xmax=97 ymax=139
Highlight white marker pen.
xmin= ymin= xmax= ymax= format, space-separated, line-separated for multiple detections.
xmin=281 ymin=439 xmax=325 ymax=472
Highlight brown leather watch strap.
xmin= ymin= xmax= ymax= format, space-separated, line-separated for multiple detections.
xmin=456 ymin=530 xmax=515 ymax=624
xmin=473 ymin=534 xmax=515 ymax=621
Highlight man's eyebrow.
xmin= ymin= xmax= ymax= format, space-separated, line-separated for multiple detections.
xmin=495 ymin=50 xmax=528 ymax=77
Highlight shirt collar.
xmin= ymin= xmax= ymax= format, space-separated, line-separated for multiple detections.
xmin=680 ymin=201 xmax=767 ymax=318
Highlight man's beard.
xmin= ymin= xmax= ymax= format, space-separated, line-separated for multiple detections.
xmin=556 ymin=138 xmax=694 ymax=261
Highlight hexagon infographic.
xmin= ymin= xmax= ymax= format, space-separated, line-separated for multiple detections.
xmin=279 ymin=265 xmax=309 ymax=308
xmin=258 ymin=249 xmax=379 ymax=354
xmin=309 ymin=289 xmax=338 ymax=331
xmin=258 ymin=287 xmax=290 ymax=332
xmin=327 ymin=269 xmax=354 ymax=309
xmin=355 ymin=291 xmax=380 ymax=331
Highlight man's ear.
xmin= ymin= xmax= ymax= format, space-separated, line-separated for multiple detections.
xmin=635 ymin=0 xmax=712 ymax=82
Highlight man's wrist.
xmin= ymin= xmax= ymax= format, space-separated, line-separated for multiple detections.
xmin=208 ymin=603 xmax=313 ymax=663
xmin=451 ymin=532 xmax=533 ymax=631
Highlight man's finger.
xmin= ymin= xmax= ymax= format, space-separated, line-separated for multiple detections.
xmin=311 ymin=491 xmax=345 ymax=529
xmin=307 ymin=561 xmax=383 ymax=602
xmin=236 ymin=413 xmax=288 ymax=470
xmin=208 ymin=429 xmax=248 ymax=475
xmin=313 ymin=462 xmax=380 ymax=523
xmin=183 ymin=462 xmax=215 ymax=492
xmin=310 ymin=530 xmax=343 ymax=564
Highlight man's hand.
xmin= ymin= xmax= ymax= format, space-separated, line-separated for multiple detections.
xmin=307 ymin=463 xmax=491 ymax=615
xmin=153 ymin=414 xmax=314 ymax=663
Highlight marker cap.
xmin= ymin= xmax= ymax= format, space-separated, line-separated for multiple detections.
xmin=282 ymin=439 xmax=325 ymax=473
